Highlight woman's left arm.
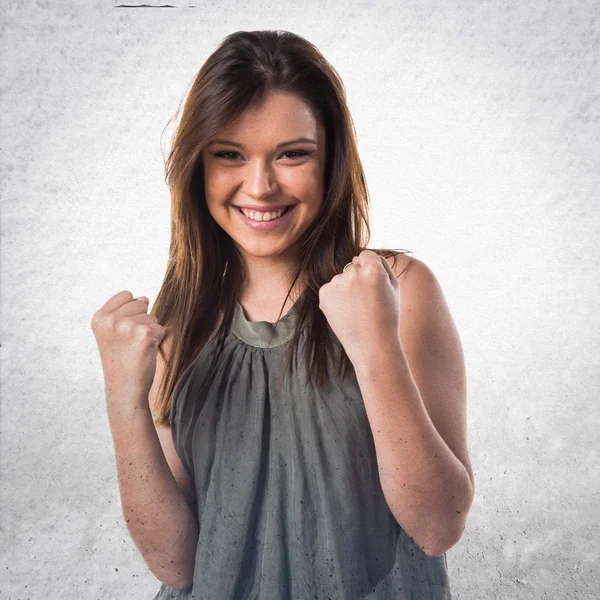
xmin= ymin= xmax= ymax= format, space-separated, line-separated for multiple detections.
xmin=352 ymin=256 xmax=475 ymax=558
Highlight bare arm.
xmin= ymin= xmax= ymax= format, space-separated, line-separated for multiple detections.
xmin=105 ymin=340 xmax=198 ymax=590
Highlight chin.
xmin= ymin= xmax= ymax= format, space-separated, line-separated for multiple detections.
xmin=236 ymin=244 xmax=291 ymax=259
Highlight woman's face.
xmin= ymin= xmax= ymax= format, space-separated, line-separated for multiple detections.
xmin=202 ymin=90 xmax=326 ymax=264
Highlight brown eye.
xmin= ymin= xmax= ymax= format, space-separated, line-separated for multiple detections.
xmin=212 ymin=149 xmax=311 ymax=161
xmin=213 ymin=151 xmax=240 ymax=160
xmin=282 ymin=150 xmax=310 ymax=159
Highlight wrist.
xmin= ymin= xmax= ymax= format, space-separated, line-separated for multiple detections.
xmin=105 ymin=399 xmax=154 ymax=434
xmin=104 ymin=383 xmax=151 ymax=412
xmin=349 ymin=337 xmax=406 ymax=377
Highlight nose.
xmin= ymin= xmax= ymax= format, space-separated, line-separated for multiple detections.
xmin=244 ymin=158 xmax=278 ymax=199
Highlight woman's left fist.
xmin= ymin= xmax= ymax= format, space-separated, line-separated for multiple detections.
xmin=318 ymin=250 xmax=401 ymax=365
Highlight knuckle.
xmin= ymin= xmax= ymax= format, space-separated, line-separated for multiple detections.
xmin=114 ymin=316 xmax=131 ymax=335
xmin=364 ymin=264 xmax=380 ymax=277
xmin=94 ymin=311 xmax=111 ymax=330
xmin=139 ymin=325 xmax=154 ymax=340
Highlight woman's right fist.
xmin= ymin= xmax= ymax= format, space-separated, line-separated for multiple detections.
xmin=91 ymin=290 xmax=166 ymax=397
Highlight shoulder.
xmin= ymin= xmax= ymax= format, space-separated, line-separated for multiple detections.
xmin=382 ymin=252 xmax=415 ymax=279
xmin=381 ymin=251 xmax=462 ymax=379
xmin=383 ymin=253 xmax=444 ymax=302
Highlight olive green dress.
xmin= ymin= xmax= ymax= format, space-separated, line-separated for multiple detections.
xmin=152 ymin=297 xmax=452 ymax=599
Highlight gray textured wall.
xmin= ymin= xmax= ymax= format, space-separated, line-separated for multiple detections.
xmin=1 ymin=1 xmax=598 ymax=598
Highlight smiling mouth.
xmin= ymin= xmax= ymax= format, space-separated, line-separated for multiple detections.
xmin=232 ymin=205 xmax=296 ymax=220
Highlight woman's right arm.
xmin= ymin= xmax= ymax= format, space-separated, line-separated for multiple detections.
xmin=92 ymin=291 xmax=198 ymax=590
xmin=106 ymin=369 xmax=198 ymax=590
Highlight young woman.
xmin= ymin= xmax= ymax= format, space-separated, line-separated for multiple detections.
xmin=92 ymin=29 xmax=473 ymax=600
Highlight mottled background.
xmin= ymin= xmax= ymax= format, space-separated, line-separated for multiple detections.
xmin=1 ymin=1 xmax=598 ymax=598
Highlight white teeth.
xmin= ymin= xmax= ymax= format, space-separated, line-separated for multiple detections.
xmin=240 ymin=207 xmax=288 ymax=221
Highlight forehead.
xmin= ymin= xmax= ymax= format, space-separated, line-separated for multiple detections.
xmin=215 ymin=91 xmax=322 ymax=142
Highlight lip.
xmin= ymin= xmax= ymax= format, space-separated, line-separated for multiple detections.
xmin=233 ymin=204 xmax=296 ymax=231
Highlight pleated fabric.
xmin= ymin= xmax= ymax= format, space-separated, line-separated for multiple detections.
xmin=152 ymin=298 xmax=452 ymax=599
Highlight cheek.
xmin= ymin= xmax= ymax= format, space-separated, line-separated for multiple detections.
xmin=285 ymin=165 xmax=322 ymax=196
xmin=205 ymin=172 xmax=229 ymax=198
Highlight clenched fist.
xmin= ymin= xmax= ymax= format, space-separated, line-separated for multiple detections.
xmin=91 ymin=290 xmax=165 ymax=401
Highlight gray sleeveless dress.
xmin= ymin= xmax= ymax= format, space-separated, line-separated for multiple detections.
xmin=152 ymin=298 xmax=452 ymax=599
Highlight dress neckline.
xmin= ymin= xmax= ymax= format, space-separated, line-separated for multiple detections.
xmin=231 ymin=294 xmax=304 ymax=348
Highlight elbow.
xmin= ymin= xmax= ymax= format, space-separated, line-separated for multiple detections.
xmin=142 ymin=516 xmax=199 ymax=590
xmin=397 ymin=518 xmax=467 ymax=558
xmin=424 ymin=525 xmax=465 ymax=557
xmin=152 ymin=567 xmax=194 ymax=591
xmin=423 ymin=474 xmax=475 ymax=557
xmin=425 ymin=504 xmax=473 ymax=557
xmin=394 ymin=471 xmax=475 ymax=558
xmin=145 ymin=542 xmax=197 ymax=591
xmin=401 ymin=518 xmax=464 ymax=558
xmin=171 ymin=577 xmax=194 ymax=591
xmin=424 ymin=488 xmax=474 ymax=557
xmin=150 ymin=546 xmax=196 ymax=589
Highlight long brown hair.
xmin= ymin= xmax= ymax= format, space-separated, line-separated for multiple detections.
xmin=151 ymin=29 xmax=411 ymax=427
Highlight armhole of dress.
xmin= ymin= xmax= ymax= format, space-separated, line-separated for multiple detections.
xmin=169 ymin=327 xmax=222 ymax=482
xmin=169 ymin=347 xmax=206 ymax=483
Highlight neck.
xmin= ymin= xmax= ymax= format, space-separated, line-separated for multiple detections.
xmin=238 ymin=249 xmax=303 ymax=306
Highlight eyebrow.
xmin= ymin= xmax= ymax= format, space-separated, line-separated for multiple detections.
xmin=207 ymin=137 xmax=317 ymax=149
